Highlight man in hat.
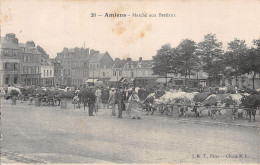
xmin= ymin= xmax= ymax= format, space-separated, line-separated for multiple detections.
xmin=116 ymin=86 xmax=126 ymax=118
xmin=101 ymin=86 xmax=110 ymax=109
xmin=87 ymin=87 xmax=96 ymax=116
xmin=108 ymin=87 xmax=116 ymax=116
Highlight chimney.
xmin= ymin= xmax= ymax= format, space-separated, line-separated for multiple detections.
xmin=6 ymin=33 xmax=18 ymax=44
xmin=63 ymin=47 xmax=68 ymax=52
xmin=85 ymin=48 xmax=89 ymax=56
xmin=115 ymin=58 xmax=120 ymax=62
xmin=139 ymin=57 xmax=142 ymax=62
xmin=6 ymin=33 xmax=15 ymax=40
xmin=90 ymin=49 xmax=99 ymax=55
xmin=26 ymin=41 xmax=35 ymax=47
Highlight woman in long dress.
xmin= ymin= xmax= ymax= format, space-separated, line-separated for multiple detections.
xmin=128 ymin=90 xmax=141 ymax=119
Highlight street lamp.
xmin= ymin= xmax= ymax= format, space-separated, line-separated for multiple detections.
xmin=93 ymin=65 xmax=94 ymax=84
xmin=116 ymin=69 xmax=119 ymax=87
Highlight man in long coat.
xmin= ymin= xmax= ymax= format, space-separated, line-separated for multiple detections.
xmin=87 ymin=88 xmax=96 ymax=116
xmin=115 ymin=87 xmax=126 ymax=118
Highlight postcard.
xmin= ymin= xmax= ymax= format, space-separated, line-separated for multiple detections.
xmin=0 ymin=0 xmax=259 ymax=165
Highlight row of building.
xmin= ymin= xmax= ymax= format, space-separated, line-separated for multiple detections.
xmin=0 ymin=33 xmax=57 ymax=87
xmin=1 ymin=33 xmax=259 ymax=89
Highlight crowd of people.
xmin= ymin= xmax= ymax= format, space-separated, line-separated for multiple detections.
xmin=73 ymin=85 xmax=156 ymax=119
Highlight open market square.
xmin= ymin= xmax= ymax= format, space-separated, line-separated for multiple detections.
xmin=1 ymin=0 xmax=260 ymax=164
xmin=1 ymin=96 xmax=260 ymax=164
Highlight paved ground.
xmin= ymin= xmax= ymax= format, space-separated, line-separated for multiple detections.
xmin=1 ymin=99 xmax=260 ymax=164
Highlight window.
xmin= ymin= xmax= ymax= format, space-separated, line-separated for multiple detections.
xmin=27 ymin=67 xmax=31 ymax=74
xmin=5 ymin=63 xmax=11 ymax=70
xmin=50 ymin=70 xmax=52 ymax=76
xmin=26 ymin=56 xmax=28 ymax=62
xmin=5 ymin=75 xmax=10 ymax=84
xmin=4 ymin=49 xmax=8 ymax=56
xmin=44 ymin=70 xmax=46 ymax=76
xmin=97 ymin=64 xmax=99 ymax=68
xmin=119 ymin=71 xmax=122 ymax=76
xmin=68 ymin=69 xmax=70 ymax=75
xmin=23 ymin=66 xmax=27 ymax=73
xmin=113 ymin=71 xmax=116 ymax=76
xmin=103 ymin=72 xmax=106 ymax=77
xmin=13 ymin=50 xmax=17 ymax=56
xmin=36 ymin=67 xmax=39 ymax=73
xmin=14 ymin=75 xmax=18 ymax=84
xmin=47 ymin=70 xmax=49 ymax=76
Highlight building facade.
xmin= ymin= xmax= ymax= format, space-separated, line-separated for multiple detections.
xmin=56 ymin=47 xmax=90 ymax=86
xmin=53 ymin=60 xmax=63 ymax=86
xmin=19 ymin=41 xmax=42 ymax=86
xmin=0 ymin=34 xmax=21 ymax=86
xmin=87 ymin=52 xmax=114 ymax=85
xmin=110 ymin=57 xmax=157 ymax=87
xmin=71 ymin=64 xmax=88 ymax=87
xmin=41 ymin=64 xmax=54 ymax=86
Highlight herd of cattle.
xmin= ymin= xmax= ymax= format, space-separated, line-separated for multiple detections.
xmin=1 ymin=86 xmax=259 ymax=122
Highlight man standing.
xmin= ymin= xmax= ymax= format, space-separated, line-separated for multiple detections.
xmin=101 ymin=86 xmax=109 ymax=109
xmin=87 ymin=88 xmax=96 ymax=116
xmin=116 ymin=87 xmax=126 ymax=119
xmin=95 ymin=86 xmax=102 ymax=111
xmin=108 ymin=88 xmax=116 ymax=116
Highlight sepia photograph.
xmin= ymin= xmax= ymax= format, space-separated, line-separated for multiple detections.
xmin=0 ymin=0 xmax=260 ymax=164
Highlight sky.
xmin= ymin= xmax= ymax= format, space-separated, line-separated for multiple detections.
xmin=1 ymin=0 xmax=260 ymax=60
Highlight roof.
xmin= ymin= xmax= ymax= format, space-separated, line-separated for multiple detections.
xmin=119 ymin=77 xmax=133 ymax=83
xmin=18 ymin=43 xmax=27 ymax=48
xmin=140 ymin=60 xmax=153 ymax=68
xmin=19 ymin=43 xmax=42 ymax=55
xmin=86 ymin=79 xmax=98 ymax=83
xmin=125 ymin=60 xmax=139 ymax=68
xmin=109 ymin=76 xmax=122 ymax=82
xmin=89 ymin=53 xmax=106 ymax=63
xmin=113 ymin=59 xmax=128 ymax=68
xmin=156 ymin=78 xmax=171 ymax=83
xmin=1 ymin=37 xmax=20 ymax=50
xmin=68 ymin=48 xmax=75 ymax=53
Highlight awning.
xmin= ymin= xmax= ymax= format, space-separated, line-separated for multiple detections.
xmin=86 ymin=79 xmax=98 ymax=83
xmin=120 ymin=77 xmax=133 ymax=83
xmin=119 ymin=78 xmax=126 ymax=83
xmin=156 ymin=78 xmax=171 ymax=83
xmin=109 ymin=76 xmax=122 ymax=82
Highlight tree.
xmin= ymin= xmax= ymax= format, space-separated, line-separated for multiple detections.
xmin=241 ymin=39 xmax=260 ymax=89
xmin=152 ymin=44 xmax=178 ymax=85
xmin=196 ymin=34 xmax=224 ymax=86
xmin=224 ymin=38 xmax=248 ymax=87
xmin=176 ymin=39 xmax=199 ymax=86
